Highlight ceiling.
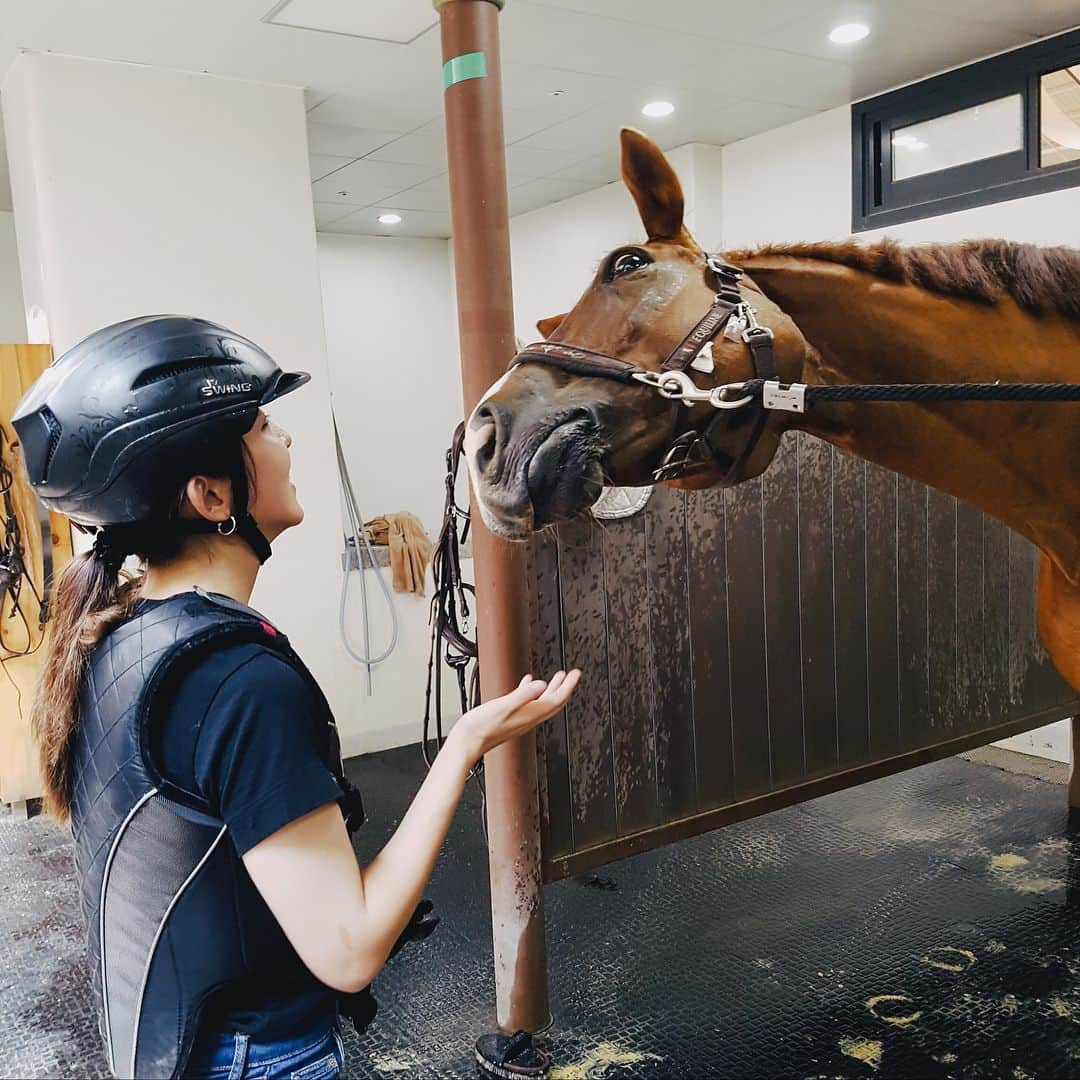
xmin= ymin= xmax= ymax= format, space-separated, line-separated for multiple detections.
xmin=0 ymin=1 xmax=1078 ymax=237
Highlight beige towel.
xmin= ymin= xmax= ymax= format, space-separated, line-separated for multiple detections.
xmin=362 ymin=512 xmax=433 ymax=596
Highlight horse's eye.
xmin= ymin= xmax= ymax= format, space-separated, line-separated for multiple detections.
xmin=610 ymin=251 xmax=650 ymax=278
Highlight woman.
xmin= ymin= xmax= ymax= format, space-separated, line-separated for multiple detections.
xmin=12 ymin=315 xmax=579 ymax=1080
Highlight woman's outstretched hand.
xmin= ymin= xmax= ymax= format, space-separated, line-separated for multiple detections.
xmin=454 ymin=670 xmax=581 ymax=764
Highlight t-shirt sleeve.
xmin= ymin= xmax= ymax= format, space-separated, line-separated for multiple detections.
xmin=193 ymin=649 xmax=344 ymax=855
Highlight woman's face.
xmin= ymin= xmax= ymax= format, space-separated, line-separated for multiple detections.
xmin=241 ymin=408 xmax=303 ymax=542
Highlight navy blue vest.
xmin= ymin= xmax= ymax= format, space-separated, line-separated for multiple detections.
xmin=70 ymin=587 xmax=362 ymax=1079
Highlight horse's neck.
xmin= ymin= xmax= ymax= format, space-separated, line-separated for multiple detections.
xmin=744 ymin=257 xmax=1080 ymax=581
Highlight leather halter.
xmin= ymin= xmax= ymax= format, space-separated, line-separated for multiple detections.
xmin=508 ymin=256 xmax=777 ymax=484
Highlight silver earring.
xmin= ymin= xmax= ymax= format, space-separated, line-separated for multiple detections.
xmin=217 ymin=515 xmax=237 ymax=536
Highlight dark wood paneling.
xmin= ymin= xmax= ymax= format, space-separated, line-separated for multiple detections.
xmin=897 ymin=478 xmax=930 ymax=748
xmin=955 ymin=502 xmax=984 ymax=730
xmin=832 ymin=449 xmax=869 ymax=763
xmin=725 ymin=476 xmax=772 ymax=798
xmin=983 ymin=517 xmax=1010 ymax=729
xmin=539 ymin=453 xmax=1080 ymax=879
xmin=645 ymin=486 xmax=696 ymax=820
xmin=528 ymin=534 xmax=570 ymax=858
xmin=1008 ymin=529 xmax=1038 ymax=718
xmin=602 ymin=514 xmax=659 ymax=835
xmin=865 ymin=464 xmax=900 ymax=757
xmin=762 ymin=433 xmax=805 ymax=786
xmin=927 ymin=490 xmax=958 ymax=733
xmin=557 ymin=516 xmax=616 ymax=849
xmin=797 ymin=434 xmax=837 ymax=776
xmin=686 ymin=485 xmax=734 ymax=810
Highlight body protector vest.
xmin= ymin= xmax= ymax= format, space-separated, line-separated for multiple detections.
xmin=70 ymin=588 xmax=365 ymax=1080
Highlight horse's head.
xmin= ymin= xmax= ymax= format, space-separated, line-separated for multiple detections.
xmin=464 ymin=129 xmax=812 ymax=541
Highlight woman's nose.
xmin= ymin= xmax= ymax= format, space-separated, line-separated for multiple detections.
xmin=284 ymin=431 xmax=292 ymax=448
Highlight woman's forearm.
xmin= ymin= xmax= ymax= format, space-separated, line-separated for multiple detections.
xmin=352 ymin=731 xmax=475 ymax=973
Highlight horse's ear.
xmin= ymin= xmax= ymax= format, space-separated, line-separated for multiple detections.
xmin=620 ymin=128 xmax=687 ymax=243
xmin=537 ymin=313 xmax=568 ymax=339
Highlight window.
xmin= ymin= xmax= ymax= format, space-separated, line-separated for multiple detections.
xmin=852 ymin=28 xmax=1080 ymax=231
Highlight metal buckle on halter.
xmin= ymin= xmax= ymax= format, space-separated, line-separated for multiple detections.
xmin=743 ymin=302 xmax=777 ymax=343
xmin=632 ymin=369 xmax=754 ymax=411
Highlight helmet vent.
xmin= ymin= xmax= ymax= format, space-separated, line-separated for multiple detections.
xmin=38 ymin=406 xmax=63 ymax=483
xmin=132 ymin=356 xmax=243 ymax=389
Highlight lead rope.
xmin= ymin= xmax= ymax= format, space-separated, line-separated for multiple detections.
xmin=423 ymin=421 xmax=487 ymax=834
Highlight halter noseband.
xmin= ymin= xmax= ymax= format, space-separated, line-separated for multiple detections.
xmin=507 ymin=256 xmax=777 ymax=484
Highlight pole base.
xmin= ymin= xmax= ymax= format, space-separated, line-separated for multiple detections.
xmin=475 ymin=1031 xmax=551 ymax=1079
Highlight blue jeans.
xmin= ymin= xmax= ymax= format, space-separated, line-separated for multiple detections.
xmin=184 ymin=1019 xmax=344 ymax=1080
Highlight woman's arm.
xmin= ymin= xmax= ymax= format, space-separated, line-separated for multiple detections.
xmin=242 ymin=670 xmax=580 ymax=993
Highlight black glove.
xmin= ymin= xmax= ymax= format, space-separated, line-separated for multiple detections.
xmin=339 ymin=986 xmax=378 ymax=1036
xmin=337 ymin=901 xmax=438 ymax=1036
xmin=339 ymin=778 xmax=365 ymax=835
xmin=388 ymin=899 xmax=439 ymax=960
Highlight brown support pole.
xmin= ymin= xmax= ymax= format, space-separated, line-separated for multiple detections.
xmin=433 ymin=0 xmax=551 ymax=1033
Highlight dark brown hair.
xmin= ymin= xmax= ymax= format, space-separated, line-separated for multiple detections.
xmin=31 ymin=439 xmax=256 ymax=822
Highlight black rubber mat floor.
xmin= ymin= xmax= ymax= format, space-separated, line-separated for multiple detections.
xmin=3 ymin=749 xmax=1080 ymax=1078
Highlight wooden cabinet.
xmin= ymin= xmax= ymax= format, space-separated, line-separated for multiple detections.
xmin=1 ymin=344 xmax=74 ymax=805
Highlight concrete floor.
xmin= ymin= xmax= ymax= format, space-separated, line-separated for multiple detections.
xmin=2 ymin=746 xmax=1079 ymax=1078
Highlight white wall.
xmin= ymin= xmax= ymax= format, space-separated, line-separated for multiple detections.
xmin=0 ymin=211 xmax=25 ymax=340
xmin=317 ymin=232 xmax=470 ymax=753
xmin=720 ymin=103 xmax=1080 ymax=762
xmin=2 ymin=53 xmax=368 ymax=744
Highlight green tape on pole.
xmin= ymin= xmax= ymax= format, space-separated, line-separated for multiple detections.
xmin=443 ymin=51 xmax=487 ymax=90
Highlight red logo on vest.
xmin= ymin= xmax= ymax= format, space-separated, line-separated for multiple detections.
xmin=259 ymin=621 xmax=277 ymax=637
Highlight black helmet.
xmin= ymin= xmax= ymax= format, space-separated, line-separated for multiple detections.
xmin=11 ymin=315 xmax=310 ymax=561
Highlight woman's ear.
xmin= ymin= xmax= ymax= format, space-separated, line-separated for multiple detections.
xmin=183 ymin=474 xmax=232 ymax=518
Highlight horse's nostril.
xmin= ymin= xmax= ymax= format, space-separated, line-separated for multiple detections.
xmin=466 ymin=409 xmax=498 ymax=475
xmin=475 ymin=422 xmax=495 ymax=471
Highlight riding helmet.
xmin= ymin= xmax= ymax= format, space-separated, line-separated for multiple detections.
xmin=10 ymin=315 xmax=309 ymax=557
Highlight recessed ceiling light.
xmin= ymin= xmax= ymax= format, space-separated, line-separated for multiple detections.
xmin=642 ymin=101 xmax=675 ymax=118
xmin=378 ymin=213 xmax=403 ymax=225
xmin=829 ymin=22 xmax=870 ymax=44
xmin=549 ymin=89 xmax=567 ymax=97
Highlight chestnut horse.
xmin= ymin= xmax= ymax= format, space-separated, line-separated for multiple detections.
xmin=463 ymin=128 xmax=1080 ymax=800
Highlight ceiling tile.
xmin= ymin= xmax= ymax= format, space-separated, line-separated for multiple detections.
xmin=307 ymin=122 xmax=402 ymax=157
xmin=500 ymin=2 xmax=720 ymax=81
xmin=324 ymin=206 xmax=452 ymax=239
xmin=307 ymin=92 xmax=440 ymax=134
xmin=513 ymin=96 xmax=729 ymax=156
xmin=265 ymin=0 xmax=438 ymax=44
xmin=389 ymin=175 xmax=451 ymax=213
xmin=365 ymin=130 xmax=448 ymax=168
xmin=743 ymin=0 xmax=1031 ymax=101
xmin=905 ymin=1 xmax=1080 ymax=38
xmin=547 ymin=150 xmax=621 ymax=187
xmin=680 ymin=47 xmax=855 ymax=110
xmin=505 ymin=144 xmax=584 ymax=181
xmin=518 ymin=0 xmax=813 ymax=40
xmin=308 ymin=153 xmax=352 ymax=181
xmin=701 ymin=99 xmax=816 ymax=144
xmin=501 ymin=63 xmax=627 ymax=118
xmin=509 ymin=177 xmax=592 ymax=216
xmin=313 ymin=201 xmax=354 ymax=227
xmin=311 ymin=158 xmax=440 ymax=205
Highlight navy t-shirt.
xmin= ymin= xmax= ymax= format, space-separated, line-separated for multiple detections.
xmin=135 ymin=595 xmax=345 ymax=1038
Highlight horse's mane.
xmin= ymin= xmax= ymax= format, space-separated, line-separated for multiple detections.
xmin=727 ymin=238 xmax=1080 ymax=322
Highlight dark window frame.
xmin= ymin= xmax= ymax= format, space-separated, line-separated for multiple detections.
xmin=851 ymin=27 xmax=1080 ymax=232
